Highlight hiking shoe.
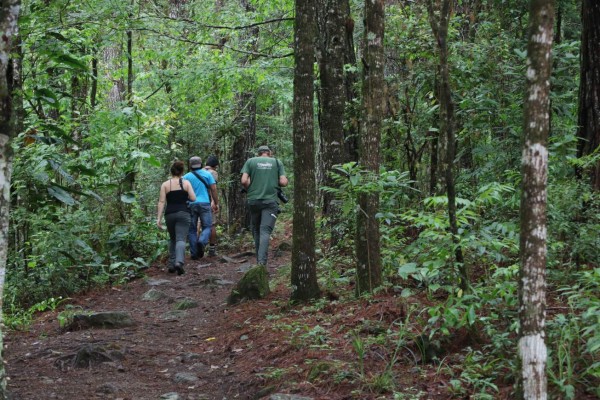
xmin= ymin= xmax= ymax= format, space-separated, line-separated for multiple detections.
xmin=197 ymin=242 xmax=205 ymax=258
xmin=208 ymin=245 xmax=217 ymax=257
xmin=174 ymin=262 xmax=185 ymax=275
xmin=167 ymin=266 xmax=176 ymax=273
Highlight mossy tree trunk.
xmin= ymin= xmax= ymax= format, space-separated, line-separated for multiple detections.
xmin=519 ymin=0 xmax=554 ymax=399
xmin=576 ymin=0 xmax=600 ymax=191
xmin=355 ymin=0 xmax=384 ymax=296
xmin=316 ymin=0 xmax=347 ymax=248
xmin=427 ymin=0 xmax=468 ymax=291
xmin=291 ymin=0 xmax=320 ymax=302
xmin=0 ymin=1 xmax=22 ymax=397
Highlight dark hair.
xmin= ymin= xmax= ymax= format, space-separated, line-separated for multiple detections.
xmin=206 ymin=155 xmax=219 ymax=167
xmin=170 ymin=160 xmax=185 ymax=176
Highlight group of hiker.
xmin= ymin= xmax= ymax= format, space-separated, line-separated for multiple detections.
xmin=156 ymin=145 xmax=288 ymax=275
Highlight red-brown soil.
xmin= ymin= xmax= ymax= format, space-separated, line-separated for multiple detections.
xmin=3 ymin=233 xmax=500 ymax=400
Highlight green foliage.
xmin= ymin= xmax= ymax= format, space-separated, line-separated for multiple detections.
xmin=4 ymin=297 xmax=67 ymax=331
xmin=396 ymin=182 xmax=518 ymax=295
xmin=547 ymin=269 xmax=600 ymax=398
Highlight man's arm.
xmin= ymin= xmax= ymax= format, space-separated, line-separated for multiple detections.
xmin=241 ymin=172 xmax=251 ymax=188
xmin=277 ymin=159 xmax=288 ymax=187
xmin=210 ymin=184 xmax=219 ymax=212
xmin=279 ymin=175 xmax=288 ymax=187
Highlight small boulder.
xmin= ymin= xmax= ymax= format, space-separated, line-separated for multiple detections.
xmin=173 ymin=298 xmax=199 ymax=310
xmin=142 ymin=288 xmax=168 ymax=301
xmin=172 ymin=372 xmax=199 ymax=384
xmin=69 ymin=311 xmax=135 ymax=330
xmin=227 ymin=264 xmax=270 ymax=305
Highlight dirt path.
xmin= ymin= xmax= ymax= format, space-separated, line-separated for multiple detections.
xmin=4 ymin=247 xmax=290 ymax=400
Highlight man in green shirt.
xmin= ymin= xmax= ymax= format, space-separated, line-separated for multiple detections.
xmin=241 ymin=145 xmax=288 ymax=266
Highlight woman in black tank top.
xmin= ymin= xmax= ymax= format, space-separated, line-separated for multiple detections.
xmin=157 ymin=161 xmax=196 ymax=275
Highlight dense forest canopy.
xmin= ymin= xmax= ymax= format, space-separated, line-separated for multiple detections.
xmin=1 ymin=0 xmax=598 ymax=398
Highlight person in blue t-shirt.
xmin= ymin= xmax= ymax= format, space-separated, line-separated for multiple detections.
xmin=184 ymin=156 xmax=219 ymax=259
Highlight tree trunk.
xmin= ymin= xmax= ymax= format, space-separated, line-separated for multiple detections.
xmin=90 ymin=56 xmax=98 ymax=109
xmin=291 ymin=0 xmax=320 ymax=302
xmin=355 ymin=0 xmax=384 ymax=296
xmin=343 ymin=0 xmax=359 ymax=163
xmin=316 ymin=0 xmax=347 ymax=248
xmin=228 ymin=93 xmax=256 ymax=234
xmin=429 ymin=129 xmax=438 ymax=196
xmin=0 ymin=1 xmax=21 ymax=397
xmin=126 ymin=30 xmax=133 ymax=107
xmin=427 ymin=0 xmax=468 ymax=290
xmin=519 ymin=1 xmax=554 ymax=399
xmin=576 ymin=0 xmax=600 ymax=191
xmin=228 ymin=0 xmax=259 ymax=234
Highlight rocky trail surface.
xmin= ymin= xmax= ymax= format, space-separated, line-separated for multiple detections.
xmin=4 ymin=246 xmax=298 ymax=400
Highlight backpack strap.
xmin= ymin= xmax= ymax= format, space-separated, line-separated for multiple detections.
xmin=191 ymin=170 xmax=212 ymax=201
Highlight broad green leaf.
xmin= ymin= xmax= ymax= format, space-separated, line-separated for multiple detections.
xmin=34 ymin=88 xmax=59 ymax=108
xmin=397 ymin=262 xmax=418 ymax=279
xmin=467 ymin=305 xmax=476 ymax=326
xmin=52 ymin=53 xmax=88 ymax=70
xmin=47 ymin=185 xmax=77 ymax=205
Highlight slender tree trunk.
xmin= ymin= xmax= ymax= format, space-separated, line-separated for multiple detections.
xmin=228 ymin=93 xmax=256 ymax=233
xmin=343 ymin=0 xmax=359 ymax=163
xmin=0 ymin=1 xmax=21 ymax=397
xmin=126 ymin=30 xmax=133 ymax=107
xmin=228 ymin=0 xmax=259 ymax=234
xmin=127 ymin=0 xmax=135 ymax=107
xmin=429 ymin=129 xmax=438 ymax=196
xmin=90 ymin=56 xmax=98 ymax=109
xmin=355 ymin=0 xmax=384 ymax=296
xmin=518 ymin=1 xmax=554 ymax=399
xmin=427 ymin=0 xmax=467 ymax=290
xmin=291 ymin=0 xmax=320 ymax=302
xmin=576 ymin=0 xmax=600 ymax=191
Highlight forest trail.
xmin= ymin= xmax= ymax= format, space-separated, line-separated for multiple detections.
xmin=4 ymin=243 xmax=293 ymax=400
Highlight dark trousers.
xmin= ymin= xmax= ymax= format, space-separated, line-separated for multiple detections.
xmin=165 ymin=211 xmax=191 ymax=266
xmin=248 ymin=200 xmax=279 ymax=266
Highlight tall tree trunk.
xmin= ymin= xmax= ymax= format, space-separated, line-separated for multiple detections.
xmin=343 ymin=0 xmax=359 ymax=163
xmin=519 ymin=1 xmax=554 ymax=399
xmin=228 ymin=0 xmax=259 ymax=234
xmin=291 ymin=0 xmax=320 ymax=302
xmin=427 ymin=0 xmax=468 ymax=291
xmin=576 ymin=0 xmax=600 ymax=191
xmin=228 ymin=93 xmax=256 ymax=234
xmin=355 ymin=0 xmax=384 ymax=296
xmin=316 ymin=0 xmax=347 ymax=247
xmin=0 ymin=1 xmax=21 ymax=397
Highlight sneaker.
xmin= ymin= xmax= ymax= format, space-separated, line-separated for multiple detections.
xmin=167 ymin=266 xmax=176 ymax=273
xmin=197 ymin=242 xmax=205 ymax=258
xmin=174 ymin=262 xmax=185 ymax=275
xmin=208 ymin=244 xmax=217 ymax=257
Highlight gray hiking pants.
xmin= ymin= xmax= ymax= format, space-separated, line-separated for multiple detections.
xmin=248 ymin=200 xmax=279 ymax=266
xmin=165 ymin=210 xmax=191 ymax=267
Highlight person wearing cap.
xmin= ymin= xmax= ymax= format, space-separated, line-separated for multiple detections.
xmin=184 ymin=156 xmax=219 ymax=259
xmin=241 ymin=145 xmax=288 ymax=266
xmin=157 ymin=160 xmax=196 ymax=275
xmin=203 ymin=155 xmax=220 ymax=257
